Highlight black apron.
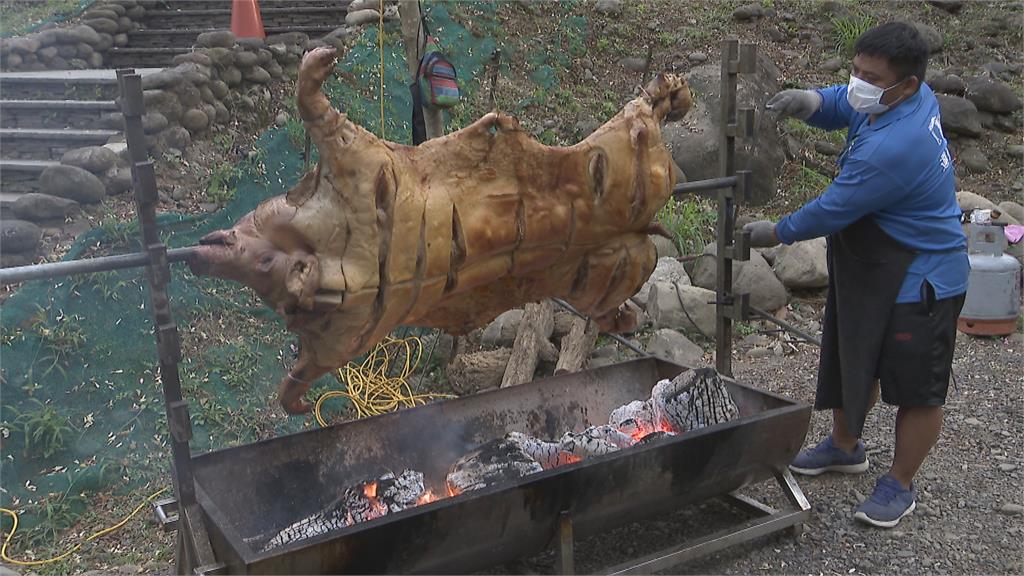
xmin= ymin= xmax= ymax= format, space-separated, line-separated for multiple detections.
xmin=815 ymin=217 xmax=916 ymax=438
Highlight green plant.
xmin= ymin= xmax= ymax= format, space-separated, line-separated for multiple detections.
xmin=97 ymin=209 xmax=140 ymax=250
xmin=284 ymin=116 xmax=306 ymax=150
xmin=791 ymin=165 xmax=833 ymax=205
xmin=831 ymin=14 xmax=874 ymax=56
xmin=11 ymin=399 xmax=73 ymax=459
xmin=656 ymin=197 xmax=717 ymax=255
xmin=30 ymin=308 xmax=87 ymax=377
xmin=212 ymin=132 xmax=235 ymax=152
xmin=206 ymin=162 xmax=238 ymax=204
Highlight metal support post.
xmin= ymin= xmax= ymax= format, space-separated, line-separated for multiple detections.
xmin=116 ymin=69 xmax=213 ymax=574
xmin=715 ymin=39 xmax=757 ymax=376
xmin=557 ymin=510 xmax=575 ymax=575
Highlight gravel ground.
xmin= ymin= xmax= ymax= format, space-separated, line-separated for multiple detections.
xmin=498 ymin=311 xmax=1023 ymax=576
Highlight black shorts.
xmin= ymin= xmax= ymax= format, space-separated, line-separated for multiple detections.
xmin=876 ymin=283 xmax=966 ymax=407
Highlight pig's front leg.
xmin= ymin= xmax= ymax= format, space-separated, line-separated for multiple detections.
xmin=277 ymin=348 xmax=333 ymax=415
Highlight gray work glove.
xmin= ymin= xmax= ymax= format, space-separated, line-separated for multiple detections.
xmin=766 ymin=89 xmax=822 ymax=120
xmin=743 ymin=220 xmax=780 ymax=248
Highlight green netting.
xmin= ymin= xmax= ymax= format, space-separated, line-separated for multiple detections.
xmin=0 ymin=0 xmax=95 ymax=38
xmin=0 ymin=2 xmax=499 ymax=538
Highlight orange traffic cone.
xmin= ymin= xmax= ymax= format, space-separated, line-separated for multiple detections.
xmin=231 ymin=0 xmax=265 ymax=38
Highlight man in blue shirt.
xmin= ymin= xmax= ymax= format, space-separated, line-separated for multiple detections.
xmin=743 ymin=22 xmax=968 ymax=528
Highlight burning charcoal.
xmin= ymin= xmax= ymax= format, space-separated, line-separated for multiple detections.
xmin=580 ymin=424 xmax=637 ymax=449
xmin=637 ymin=431 xmax=675 ymax=444
xmin=559 ymin=430 xmax=620 ymax=458
xmin=263 ymin=469 xmax=426 ymax=551
xmin=505 ymin=432 xmax=579 ymax=469
xmin=608 ymin=400 xmax=658 ymax=440
xmin=447 ymin=438 xmax=544 ymax=495
xmin=652 ymin=368 xmax=738 ymax=433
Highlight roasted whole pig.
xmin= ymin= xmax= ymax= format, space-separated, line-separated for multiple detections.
xmin=188 ymin=47 xmax=693 ymax=414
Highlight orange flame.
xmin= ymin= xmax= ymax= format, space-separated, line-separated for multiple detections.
xmin=363 ymin=481 xmax=378 ymax=499
xmin=416 ymin=489 xmax=440 ymax=505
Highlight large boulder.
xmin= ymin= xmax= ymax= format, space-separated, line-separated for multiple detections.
xmin=181 ymin=109 xmax=210 ymax=132
xmin=635 ymin=257 xmax=691 ymax=304
xmin=647 ymin=282 xmax=717 ymax=338
xmin=665 ymin=55 xmax=785 ymax=204
xmin=60 ymin=146 xmax=118 ymax=174
xmin=82 ymin=18 xmax=119 ymax=35
xmin=0 ymin=219 xmax=43 ymax=253
xmin=998 ymin=201 xmax=1024 ymax=224
xmin=11 ymin=193 xmax=78 ymax=222
xmin=234 ymin=51 xmax=259 ymax=68
xmin=692 ymin=242 xmax=788 ymax=311
xmin=39 ymin=164 xmax=106 ymax=203
xmin=594 ymin=0 xmax=622 ymax=15
xmin=910 ymin=22 xmax=943 ymax=53
xmin=197 ymin=30 xmax=236 ymax=49
xmin=346 ymin=9 xmax=381 ymax=26
xmin=936 ymin=94 xmax=983 ymax=137
xmin=646 ymin=328 xmax=705 ymax=368
xmin=243 ymin=65 xmax=271 ymax=83
xmin=965 ymin=77 xmax=1023 ymax=114
xmin=773 ymin=237 xmax=829 ymax=289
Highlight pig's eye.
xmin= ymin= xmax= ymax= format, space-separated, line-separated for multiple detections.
xmin=257 ymin=253 xmax=276 ymax=272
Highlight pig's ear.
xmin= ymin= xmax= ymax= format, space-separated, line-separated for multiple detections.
xmin=285 ymin=252 xmax=320 ymax=311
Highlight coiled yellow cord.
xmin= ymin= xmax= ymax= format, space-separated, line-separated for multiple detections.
xmin=1 ymin=486 xmax=168 ymax=567
xmin=314 ymin=335 xmax=453 ymax=426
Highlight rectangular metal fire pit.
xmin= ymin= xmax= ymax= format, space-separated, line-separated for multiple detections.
xmin=190 ymin=358 xmax=810 ymax=574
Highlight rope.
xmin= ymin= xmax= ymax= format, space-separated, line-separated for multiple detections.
xmin=314 ymin=335 xmax=454 ymax=426
xmin=377 ymin=0 xmax=386 ymax=138
xmin=0 ymin=486 xmax=168 ymax=567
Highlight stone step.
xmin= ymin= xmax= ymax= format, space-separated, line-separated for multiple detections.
xmin=139 ymin=5 xmax=347 ymax=29
xmin=104 ymin=47 xmax=189 ymax=68
xmin=0 ymin=159 xmax=61 ymax=174
xmin=0 ymin=192 xmax=28 ymax=210
xmin=0 ymin=128 xmax=119 ymax=161
xmin=0 ymin=100 xmax=119 ymax=130
xmin=0 ymin=68 xmax=163 ymax=100
xmin=0 ymin=160 xmax=60 ymax=195
xmin=126 ymin=25 xmax=339 ymax=49
xmin=155 ymin=0 xmax=344 ymax=10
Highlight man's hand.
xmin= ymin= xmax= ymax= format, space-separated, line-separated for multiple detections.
xmin=766 ymin=89 xmax=822 ymax=121
xmin=743 ymin=220 xmax=780 ymax=248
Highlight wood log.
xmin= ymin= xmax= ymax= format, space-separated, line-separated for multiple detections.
xmin=555 ymin=316 xmax=599 ymax=375
xmin=501 ymin=300 xmax=554 ymax=388
xmin=446 ymin=348 xmax=512 ymax=394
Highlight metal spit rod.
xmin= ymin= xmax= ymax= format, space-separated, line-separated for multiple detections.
xmin=0 ymin=247 xmax=200 ymax=285
xmin=551 ymin=298 xmax=650 ymax=358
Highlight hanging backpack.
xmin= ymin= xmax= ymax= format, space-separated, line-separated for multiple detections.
xmin=417 ymin=36 xmax=460 ymax=109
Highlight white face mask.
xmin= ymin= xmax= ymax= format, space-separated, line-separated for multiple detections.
xmin=846 ymin=75 xmax=906 ymax=115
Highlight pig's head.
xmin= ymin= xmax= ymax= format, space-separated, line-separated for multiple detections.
xmin=189 ymin=197 xmax=320 ymax=318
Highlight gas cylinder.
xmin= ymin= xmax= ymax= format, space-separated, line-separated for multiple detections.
xmin=958 ymin=223 xmax=1022 ymax=336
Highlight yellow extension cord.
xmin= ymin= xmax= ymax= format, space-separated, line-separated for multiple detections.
xmin=0 ymin=486 xmax=168 ymax=567
xmin=314 ymin=335 xmax=454 ymax=426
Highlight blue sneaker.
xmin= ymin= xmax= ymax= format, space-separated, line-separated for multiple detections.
xmin=789 ymin=435 xmax=869 ymax=476
xmin=854 ymin=474 xmax=916 ymax=528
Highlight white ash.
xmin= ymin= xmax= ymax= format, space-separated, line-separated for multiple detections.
xmin=263 ymin=469 xmax=425 ymax=551
xmin=446 ymin=437 xmax=545 ymax=494
xmin=505 ymin=431 xmax=578 ymax=469
xmin=651 ymin=367 xmax=738 ymax=432
xmin=608 ymin=399 xmax=657 ymax=437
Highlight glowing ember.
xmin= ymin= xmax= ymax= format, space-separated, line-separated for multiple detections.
xmin=363 ymin=481 xmax=378 ymax=499
xmin=416 ymin=489 xmax=440 ymax=505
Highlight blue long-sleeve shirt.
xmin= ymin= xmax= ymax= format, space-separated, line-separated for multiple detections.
xmin=775 ymin=83 xmax=969 ymax=303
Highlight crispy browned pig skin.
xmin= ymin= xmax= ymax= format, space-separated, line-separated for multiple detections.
xmin=188 ymin=47 xmax=693 ymax=414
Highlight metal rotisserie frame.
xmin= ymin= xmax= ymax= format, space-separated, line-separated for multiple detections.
xmin=190 ymin=358 xmax=810 ymax=574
